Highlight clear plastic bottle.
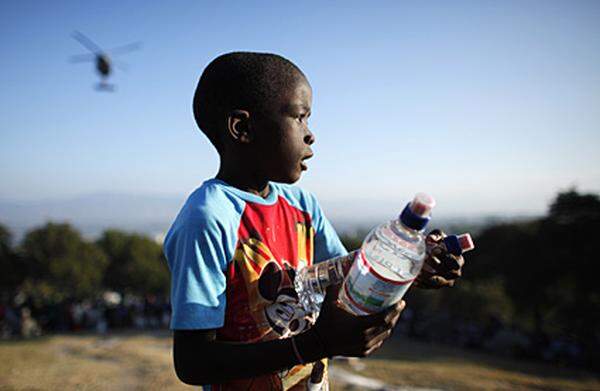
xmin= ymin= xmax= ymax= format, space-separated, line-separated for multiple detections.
xmin=295 ymin=252 xmax=349 ymax=314
xmin=295 ymin=194 xmax=476 ymax=316
xmin=337 ymin=193 xmax=436 ymax=315
xmin=295 ymin=193 xmax=434 ymax=315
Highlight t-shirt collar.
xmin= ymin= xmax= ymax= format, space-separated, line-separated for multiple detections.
xmin=207 ymin=178 xmax=279 ymax=205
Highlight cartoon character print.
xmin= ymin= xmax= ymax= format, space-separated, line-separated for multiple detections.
xmin=259 ymin=260 xmax=317 ymax=338
xmin=230 ymin=227 xmax=315 ymax=341
xmin=218 ymin=197 xmax=316 ymax=343
xmin=214 ymin=197 xmax=328 ymax=390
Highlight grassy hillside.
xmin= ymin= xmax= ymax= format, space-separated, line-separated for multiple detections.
xmin=0 ymin=332 xmax=597 ymax=390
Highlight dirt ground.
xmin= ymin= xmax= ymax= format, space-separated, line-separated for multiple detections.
xmin=0 ymin=331 xmax=598 ymax=390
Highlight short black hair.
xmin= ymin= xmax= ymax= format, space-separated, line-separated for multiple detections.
xmin=193 ymin=52 xmax=306 ymax=151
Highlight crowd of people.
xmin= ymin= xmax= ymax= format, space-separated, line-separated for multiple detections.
xmin=0 ymin=291 xmax=171 ymax=338
xmin=0 ymin=291 xmax=589 ymax=370
xmin=398 ymin=307 xmax=587 ymax=368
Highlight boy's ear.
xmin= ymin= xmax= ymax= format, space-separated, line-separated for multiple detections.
xmin=226 ymin=109 xmax=252 ymax=144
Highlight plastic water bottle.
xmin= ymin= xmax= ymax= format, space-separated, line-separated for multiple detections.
xmin=295 ymin=193 xmax=475 ymax=316
xmin=337 ymin=193 xmax=436 ymax=315
xmin=295 ymin=193 xmax=433 ymax=315
xmin=295 ymin=252 xmax=349 ymax=314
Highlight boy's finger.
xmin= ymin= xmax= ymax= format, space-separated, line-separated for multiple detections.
xmin=416 ymin=274 xmax=454 ymax=289
xmin=323 ymin=284 xmax=341 ymax=303
xmin=424 ymin=256 xmax=462 ymax=280
xmin=421 ymin=262 xmax=437 ymax=274
xmin=367 ymin=327 xmax=393 ymax=348
xmin=439 ymin=253 xmax=464 ymax=271
xmin=362 ymin=300 xmax=405 ymax=326
xmin=367 ymin=308 xmax=402 ymax=337
xmin=424 ymin=252 xmax=463 ymax=274
xmin=427 ymin=229 xmax=445 ymax=242
xmin=364 ymin=339 xmax=385 ymax=356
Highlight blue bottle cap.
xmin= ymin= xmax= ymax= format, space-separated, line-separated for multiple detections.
xmin=399 ymin=203 xmax=431 ymax=230
xmin=399 ymin=193 xmax=435 ymax=231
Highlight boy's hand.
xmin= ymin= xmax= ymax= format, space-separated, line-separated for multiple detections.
xmin=414 ymin=229 xmax=465 ymax=289
xmin=310 ymin=284 xmax=405 ymax=358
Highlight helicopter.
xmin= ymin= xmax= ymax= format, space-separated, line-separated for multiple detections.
xmin=70 ymin=31 xmax=141 ymax=91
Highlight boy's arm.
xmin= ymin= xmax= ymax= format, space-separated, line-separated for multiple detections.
xmin=173 ymin=284 xmax=405 ymax=386
xmin=173 ymin=328 xmax=320 ymax=385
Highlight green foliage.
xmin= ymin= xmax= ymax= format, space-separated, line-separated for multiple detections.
xmin=0 ymin=223 xmax=27 ymax=290
xmin=340 ymin=189 xmax=600 ymax=352
xmin=97 ymin=230 xmax=169 ymax=295
xmin=467 ymin=189 xmax=600 ymax=344
xmin=0 ymin=224 xmax=11 ymax=248
xmin=339 ymin=234 xmax=363 ymax=252
xmin=20 ymin=222 xmax=109 ymax=299
xmin=406 ymin=278 xmax=514 ymax=327
xmin=1 ymin=188 xmax=598 ymax=353
xmin=549 ymin=188 xmax=600 ymax=223
xmin=444 ymin=279 xmax=514 ymax=324
xmin=0 ymin=222 xmax=169 ymax=301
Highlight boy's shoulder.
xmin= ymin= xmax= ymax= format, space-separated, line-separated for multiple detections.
xmin=168 ymin=179 xmax=323 ymax=235
xmin=168 ymin=179 xmax=246 ymax=234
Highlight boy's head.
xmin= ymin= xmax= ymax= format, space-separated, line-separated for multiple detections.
xmin=193 ymin=52 xmax=315 ymax=184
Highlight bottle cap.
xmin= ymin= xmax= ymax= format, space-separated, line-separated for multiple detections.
xmin=410 ymin=193 xmax=436 ymax=217
xmin=443 ymin=233 xmax=475 ymax=256
xmin=399 ymin=193 xmax=435 ymax=231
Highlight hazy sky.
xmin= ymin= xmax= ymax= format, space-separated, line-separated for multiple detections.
xmin=1 ymin=1 xmax=599 ymax=220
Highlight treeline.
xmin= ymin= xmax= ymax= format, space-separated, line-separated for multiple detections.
xmin=1 ymin=189 xmax=598 ymax=369
xmin=344 ymin=189 xmax=600 ymax=370
xmin=0 ymin=224 xmax=169 ymax=301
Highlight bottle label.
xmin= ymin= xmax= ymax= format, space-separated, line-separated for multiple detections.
xmin=340 ymin=249 xmax=414 ymax=315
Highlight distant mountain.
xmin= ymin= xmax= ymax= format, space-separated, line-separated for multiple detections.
xmin=0 ymin=193 xmax=539 ymax=243
xmin=0 ymin=193 xmax=186 ymax=241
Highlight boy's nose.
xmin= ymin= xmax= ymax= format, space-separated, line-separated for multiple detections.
xmin=304 ymin=129 xmax=315 ymax=145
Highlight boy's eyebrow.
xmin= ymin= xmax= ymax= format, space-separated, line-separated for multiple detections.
xmin=285 ymin=103 xmax=311 ymax=112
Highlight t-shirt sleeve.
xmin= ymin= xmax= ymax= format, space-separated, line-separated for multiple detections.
xmin=164 ymin=218 xmax=229 ymax=330
xmin=309 ymin=194 xmax=348 ymax=263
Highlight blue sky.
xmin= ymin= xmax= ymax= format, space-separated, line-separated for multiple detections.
xmin=1 ymin=1 xmax=599 ymax=220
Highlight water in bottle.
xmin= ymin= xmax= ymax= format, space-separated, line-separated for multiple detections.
xmin=337 ymin=193 xmax=435 ymax=315
xmin=295 ymin=194 xmax=475 ymax=316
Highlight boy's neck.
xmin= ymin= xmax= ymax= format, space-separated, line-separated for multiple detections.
xmin=216 ymin=164 xmax=271 ymax=199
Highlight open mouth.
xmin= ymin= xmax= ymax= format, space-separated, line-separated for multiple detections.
xmin=300 ymin=153 xmax=313 ymax=171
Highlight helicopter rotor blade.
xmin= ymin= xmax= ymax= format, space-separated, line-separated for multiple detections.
xmin=108 ymin=42 xmax=142 ymax=56
xmin=72 ymin=30 xmax=104 ymax=54
xmin=113 ymin=61 xmax=130 ymax=73
xmin=69 ymin=53 xmax=97 ymax=63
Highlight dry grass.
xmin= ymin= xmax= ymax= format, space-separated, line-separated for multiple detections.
xmin=0 ymin=331 xmax=189 ymax=391
xmin=342 ymin=336 xmax=600 ymax=391
xmin=0 ymin=331 xmax=598 ymax=390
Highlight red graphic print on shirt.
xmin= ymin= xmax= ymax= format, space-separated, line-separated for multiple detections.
xmin=218 ymin=195 xmax=316 ymax=343
xmin=213 ymin=195 xmax=327 ymax=391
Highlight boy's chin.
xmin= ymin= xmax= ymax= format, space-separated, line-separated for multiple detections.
xmin=272 ymin=171 xmax=302 ymax=184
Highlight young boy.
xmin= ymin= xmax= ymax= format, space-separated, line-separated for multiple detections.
xmin=164 ymin=52 xmax=464 ymax=390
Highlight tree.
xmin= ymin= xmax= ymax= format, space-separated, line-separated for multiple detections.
xmin=0 ymin=223 xmax=26 ymax=291
xmin=20 ymin=222 xmax=108 ymax=299
xmin=98 ymin=230 xmax=169 ymax=295
xmin=541 ymin=189 xmax=600 ymax=346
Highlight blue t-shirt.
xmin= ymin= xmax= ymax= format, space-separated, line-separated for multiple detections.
xmin=164 ymin=178 xmax=347 ymax=333
xmin=164 ymin=179 xmax=347 ymax=389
